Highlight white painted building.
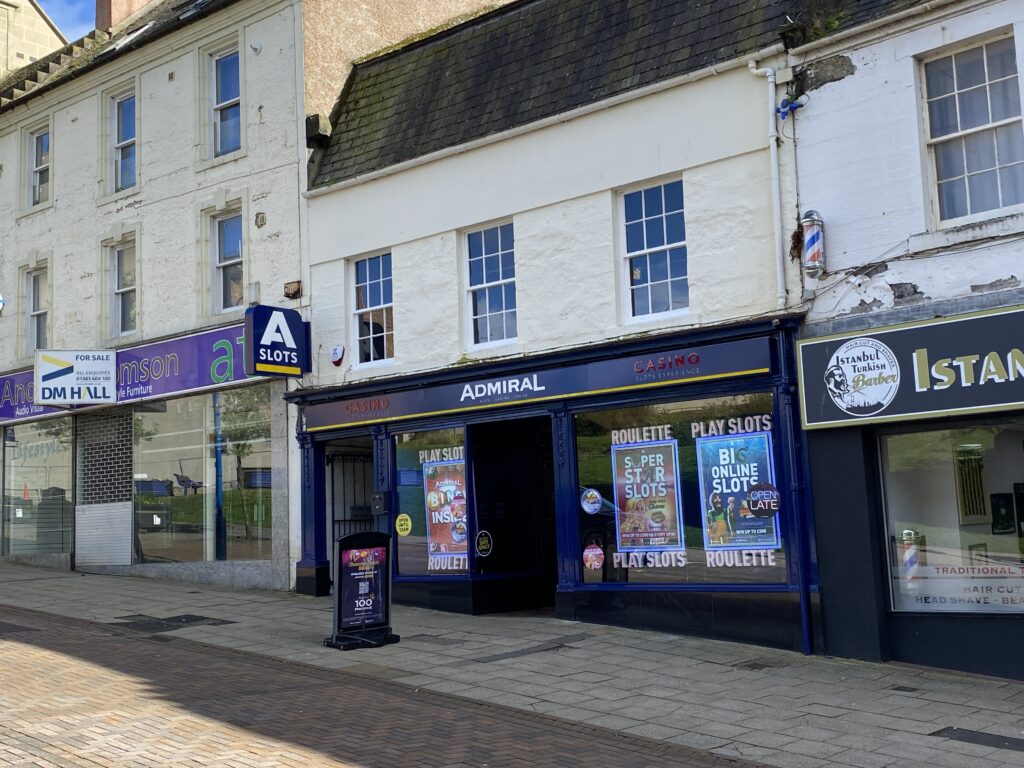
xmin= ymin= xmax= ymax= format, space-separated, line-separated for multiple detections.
xmin=0 ymin=0 xmax=507 ymax=589
xmin=291 ymin=0 xmax=822 ymax=649
xmin=791 ymin=0 xmax=1024 ymax=677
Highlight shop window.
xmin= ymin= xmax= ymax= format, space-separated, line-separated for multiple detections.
xmin=574 ymin=393 xmax=784 ymax=585
xmin=622 ymin=179 xmax=687 ymax=318
xmin=353 ymin=253 xmax=393 ymax=364
xmin=393 ymin=428 xmax=467 ymax=576
xmin=924 ymin=37 xmax=1024 ymax=222
xmin=467 ymin=223 xmax=516 ymax=345
xmin=881 ymin=420 xmax=1024 ymax=613
xmin=1 ymin=418 xmax=73 ymax=556
xmin=132 ymin=384 xmax=272 ymax=563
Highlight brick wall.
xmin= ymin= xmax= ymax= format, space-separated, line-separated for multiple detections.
xmin=76 ymin=410 xmax=133 ymax=505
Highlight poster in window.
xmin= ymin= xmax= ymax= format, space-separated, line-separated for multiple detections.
xmin=422 ymin=459 xmax=468 ymax=573
xmin=697 ymin=431 xmax=781 ymax=551
xmin=991 ymin=493 xmax=1017 ymax=535
xmin=610 ymin=439 xmax=683 ymax=551
xmin=954 ymin=444 xmax=991 ymax=525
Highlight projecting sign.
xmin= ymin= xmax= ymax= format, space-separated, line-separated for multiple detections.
xmin=244 ymin=305 xmax=311 ymax=377
xmin=33 ymin=350 xmax=116 ymax=405
xmin=798 ymin=305 xmax=1024 ymax=429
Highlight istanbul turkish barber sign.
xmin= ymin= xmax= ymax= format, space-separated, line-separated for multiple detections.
xmin=798 ymin=306 xmax=1024 ymax=429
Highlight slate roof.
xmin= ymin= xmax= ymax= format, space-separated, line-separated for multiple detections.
xmin=312 ymin=0 xmax=930 ymax=188
xmin=0 ymin=0 xmax=241 ymax=113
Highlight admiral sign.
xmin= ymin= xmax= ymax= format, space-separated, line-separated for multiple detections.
xmin=244 ymin=305 xmax=311 ymax=378
xmin=33 ymin=350 xmax=116 ymax=405
xmin=798 ymin=306 xmax=1024 ymax=429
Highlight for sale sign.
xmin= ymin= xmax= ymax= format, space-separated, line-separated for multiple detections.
xmin=34 ymin=350 xmax=116 ymax=405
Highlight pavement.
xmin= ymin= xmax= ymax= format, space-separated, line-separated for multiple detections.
xmin=0 ymin=565 xmax=1022 ymax=768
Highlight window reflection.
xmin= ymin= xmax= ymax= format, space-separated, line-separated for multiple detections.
xmin=2 ymin=418 xmax=73 ymax=556
xmin=133 ymin=385 xmax=272 ymax=563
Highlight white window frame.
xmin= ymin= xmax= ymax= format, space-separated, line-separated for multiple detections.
xmin=213 ymin=211 xmax=244 ymax=313
xmin=26 ymin=267 xmax=48 ymax=353
xmin=351 ymin=252 xmax=395 ymax=367
xmin=24 ymin=123 xmax=51 ymax=210
xmin=464 ymin=220 xmax=517 ymax=349
xmin=618 ymin=176 xmax=689 ymax=324
xmin=112 ymin=240 xmax=137 ymax=336
xmin=209 ymin=45 xmax=242 ymax=159
xmin=113 ymin=91 xmax=137 ymax=193
xmin=920 ymin=33 xmax=1024 ymax=228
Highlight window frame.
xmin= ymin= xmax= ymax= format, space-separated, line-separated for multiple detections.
xmin=112 ymin=91 xmax=137 ymax=193
xmin=920 ymin=33 xmax=1024 ymax=227
xmin=212 ymin=211 xmax=244 ymax=314
xmin=25 ymin=123 xmax=51 ymax=210
xmin=463 ymin=220 xmax=518 ymax=349
xmin=112 ymin=239 xmax=137 ymax=336
xmin=351 ymin=252 xmax=395 ymax=367
xmin=618 ymin=175 xmax=689 ymax=324
xmin=26 ymin=267 xmax=48 ymax=353
xmin=201 ymin=39 xmax=243 ymax=162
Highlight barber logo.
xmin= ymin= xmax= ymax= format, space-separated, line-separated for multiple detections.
xmin=824 ymin=337 xmax=900 ymax=416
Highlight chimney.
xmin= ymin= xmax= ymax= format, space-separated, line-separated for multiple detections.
xmin=96 ymin=0 xmax=153 ymax=32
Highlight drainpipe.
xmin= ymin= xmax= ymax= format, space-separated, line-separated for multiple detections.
xmin=748 ymin=60 xmax=787 ymax=310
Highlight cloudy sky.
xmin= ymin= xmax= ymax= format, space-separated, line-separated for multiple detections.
xmin=39 ymin=0 xmax=94 ymax=41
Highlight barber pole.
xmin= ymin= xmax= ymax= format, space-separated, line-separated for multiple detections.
xmin=902 ymin=529 xmax=920 ymax=588
xmin=801 ymin=209 xmax=824 ymax=278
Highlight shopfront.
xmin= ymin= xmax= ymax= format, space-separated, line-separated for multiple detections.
xmin=0 ymin=325 xmax=289 ymax=589
xmin=290 ymin=319 xmax=817 ymax=651
xmin=799 ymin=305 xmax=1024 ymax=678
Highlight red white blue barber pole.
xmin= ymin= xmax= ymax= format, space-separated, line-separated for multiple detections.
xmin=801 ymin=210 xmax=824 ymax=278
xmin=902 ymin=529 xmax=920 ymax=589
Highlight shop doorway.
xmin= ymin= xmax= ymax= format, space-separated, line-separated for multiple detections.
xmin=469 ymin=416 xmax=557 ymax=611
xmin=326 ymin=437 xmax=377 ymax=543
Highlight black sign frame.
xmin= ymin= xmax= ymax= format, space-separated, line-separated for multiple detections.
xmin=798 ymin=305 xmax=1024 ymax=429
xmin=324 ymin=531 xmax=400 ymax=650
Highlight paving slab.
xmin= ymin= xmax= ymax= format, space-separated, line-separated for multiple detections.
xmin=2 ymin=563 xmax=1024 ymax=768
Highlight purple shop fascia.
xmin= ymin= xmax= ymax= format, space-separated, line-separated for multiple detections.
xmin=0 ymin=325 xmax=253 ymax=425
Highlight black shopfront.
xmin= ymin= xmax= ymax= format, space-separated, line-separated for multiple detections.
xmin=800 ymin=305 xmax=1024 ymax=679
xmin=289 ymin=319 xmax=818 ymax=652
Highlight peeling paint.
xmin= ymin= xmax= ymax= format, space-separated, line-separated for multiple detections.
xmin=889 ymin=282 xmax=925 ymax=303
xmin=850 ymin=298 xmax=883 ymax=314
xmin=801 ymin=55 xmax=856 ymax=91
xmin=971 ymin=275 xmax=1019 ymax=293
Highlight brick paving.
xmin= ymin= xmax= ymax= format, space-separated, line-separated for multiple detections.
xmin=0 ymin=605 xmax=760 ymax=768
xmin=2 ymin=564 xmax=1024 ymax=768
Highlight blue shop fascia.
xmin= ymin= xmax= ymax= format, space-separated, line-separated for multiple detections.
xmin=286 ymin=317 xmax=818 ymax=652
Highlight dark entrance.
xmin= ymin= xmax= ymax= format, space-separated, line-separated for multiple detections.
xmin=469 ymin=416 xmax=557 ymax=612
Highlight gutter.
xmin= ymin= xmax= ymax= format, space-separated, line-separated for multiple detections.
xmin=306 ymin=42 xmax=787 ymax=198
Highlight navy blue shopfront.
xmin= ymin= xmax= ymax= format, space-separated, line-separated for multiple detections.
xmin=287 ymin=319 xmax=818 ymax=652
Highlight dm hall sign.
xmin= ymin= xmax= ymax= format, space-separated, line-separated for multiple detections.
xmin=798 ymin=305 xmax=1024 ymax=429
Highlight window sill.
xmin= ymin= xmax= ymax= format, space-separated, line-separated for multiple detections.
xmin=16 ymin=200 xmax=54 ymax=220
xmin=913 ymin=210 xmax=1024 ymax=255
xmin=462 ymin=338 xmax=523 ymax=360
xmin=622 ymin=307 xmax=695 ymax=327
xmin=351 ymin=358 xmax=396 ymax=373
xmin=97 ymin=185 xmax=141 ymax=207
xmin=196 ymin=147 xmax=247 ymax=172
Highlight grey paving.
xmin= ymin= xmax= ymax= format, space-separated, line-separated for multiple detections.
xmin=2 ymin=563 xmax=1024 ymax=768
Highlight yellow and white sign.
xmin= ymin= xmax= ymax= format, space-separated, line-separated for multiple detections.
xmin=34 ymin=350 xmax=117 ymax=405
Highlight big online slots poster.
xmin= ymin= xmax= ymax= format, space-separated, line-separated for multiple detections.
xmin=422 ymin=460 xmax=469 ymax=572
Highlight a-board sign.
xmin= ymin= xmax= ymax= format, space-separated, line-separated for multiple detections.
xmin=324 ymin=531 xmax=400 ymax=650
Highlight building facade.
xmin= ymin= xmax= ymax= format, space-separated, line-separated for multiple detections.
xmin=292 ymin=0 xmax=825 ymax=650
xmin=791 ymin=0 xmax=1024 ymax=677
xmin=0 ymin=0 xmax=505 ymax=588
